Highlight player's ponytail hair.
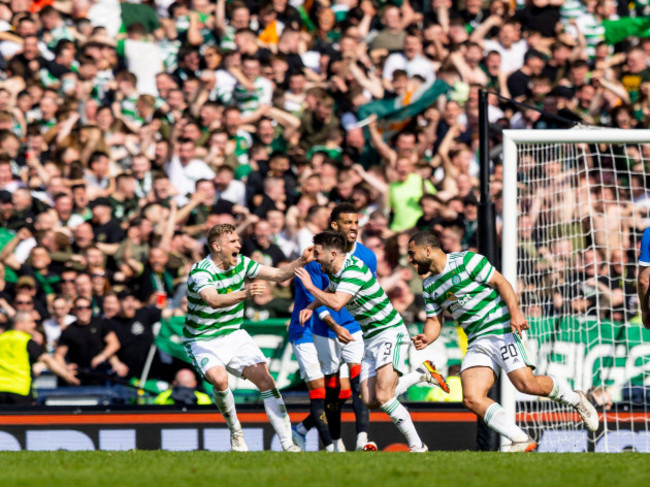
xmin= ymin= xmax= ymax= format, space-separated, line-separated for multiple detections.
xmin=313 ymin=230 xmax=347 ymax=253
xmin=409 ymin=231 xmax=441 ymax=249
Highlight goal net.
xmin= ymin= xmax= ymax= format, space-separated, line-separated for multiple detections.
xmin=501 ymin=128 xmax=650 ymax=452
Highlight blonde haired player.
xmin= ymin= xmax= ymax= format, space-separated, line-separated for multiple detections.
xmin=184 ymin=223 xmax=313 ymax=452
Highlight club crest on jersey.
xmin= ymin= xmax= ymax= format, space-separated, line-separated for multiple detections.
xmin=452 ymin=274 xmax=461 ymax=285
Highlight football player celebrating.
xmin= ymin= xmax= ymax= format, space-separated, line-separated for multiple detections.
xmin=407 ymin=231 xmax=599 ymax=451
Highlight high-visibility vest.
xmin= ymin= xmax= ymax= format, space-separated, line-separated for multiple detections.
xmin=154 ymin=389 xmax=212 ymax=405
xmin=0 ymin=330 xmax=33 ymax=396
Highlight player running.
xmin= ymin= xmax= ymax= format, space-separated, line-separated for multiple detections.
xmin=296 ymin=231 xmax=432 ymax=452
xmin=184 ymin=223 xmax=312 ymax=452
xmin=407 ymin=231 xmax=599 ymax=452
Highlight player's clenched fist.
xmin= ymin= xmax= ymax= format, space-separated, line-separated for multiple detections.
xmin=301 ymin=245 xmax=314 ymax=263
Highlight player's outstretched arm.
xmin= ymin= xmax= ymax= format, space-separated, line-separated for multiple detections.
xmin=488 ymin=270 xmax=529 ymax=337
xmin=412 ymin=314 xmax=442 ymax=350
xmin=256 ymin=246 xmax=314 ymax=282
xmin=199 ymin=283 xmax=264 ymax=309
xmin=294 ymin=268 xmax=353 ymax=311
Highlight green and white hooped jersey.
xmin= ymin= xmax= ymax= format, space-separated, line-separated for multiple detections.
xmin=422 ymin=251 xmax=511 ymax=344
xmin=121 ymin=95 xmax=143 ymax=124
xmin=220 ymin=25 xmax=236 ymax=51
xmin=328 ymin=254 xmax=403 ymax=338
xmin=559 ymin=0 xmax=584 ymax=22
xmin=184 ymin=255 xmax=260 ymax=341
xmin=232 ymin=76 xmax=273 ymax=114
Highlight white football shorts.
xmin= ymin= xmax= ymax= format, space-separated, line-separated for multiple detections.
xmin=360 ymin=326 xmax=410 ymax=383
xmin=184 ymin=329 xmax=267 ymax=378
xmin=461 ymin=332 xmax=534 ymax=375
xmin=313 ymin=331 xmax=364 ymax=376
xmin=291 ymin=341 xmax=324 ymax=383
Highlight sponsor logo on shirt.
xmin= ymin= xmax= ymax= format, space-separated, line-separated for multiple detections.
xmin=447 ymin=292 xmax=471 ymax=313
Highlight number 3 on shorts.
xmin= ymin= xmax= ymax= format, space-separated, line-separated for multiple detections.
xmin=382 ymin=341 xmax=393 ymax=359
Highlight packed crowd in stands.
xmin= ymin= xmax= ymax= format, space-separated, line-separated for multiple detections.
xmin=0 ymin=0 xmax=649 ymax=399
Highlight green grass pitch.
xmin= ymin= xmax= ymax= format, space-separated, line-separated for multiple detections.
xmin=2 ymin=451 xmax=648 ymax=487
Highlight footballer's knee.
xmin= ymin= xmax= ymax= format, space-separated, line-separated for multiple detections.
xmin=363 ymin=398 xmax=381 ymax=409
xmin=204 ymin=367 xmax=228 ymax=390
xmin=374 ymin=389 xmax=393 ymax=407
xmin=360 ymin=390 xmax=379 ymax=409
xmin=243 ymin=363 xmax=275 ymax=391
xmin=255 ymin=373 xmax=276 ymax=392
xmin=463 ymin=394 xmax=483 ymax=414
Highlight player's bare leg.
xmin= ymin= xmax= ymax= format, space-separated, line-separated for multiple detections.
xmin=205 ymin=365 xmax=247 ymax=451
xmin=243 ymin=362 xmax=300 ymax=451
xmin=461 ymin=366 xmax=534 ymax=451
xmin=362 ymin=364 xmax=426 ymax=452
xmin=360 ymin=374 xmax=378 ymax=409
xmin=508 ymin=367 xmax=598 ymax=432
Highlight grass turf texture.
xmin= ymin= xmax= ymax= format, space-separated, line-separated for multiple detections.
xmin=2 ymin=451 xmax=648 ymax=487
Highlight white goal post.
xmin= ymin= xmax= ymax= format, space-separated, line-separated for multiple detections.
xmin=501 ymin=128 xmax=650 ymax=452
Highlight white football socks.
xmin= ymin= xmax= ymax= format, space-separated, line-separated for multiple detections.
xmin=333 ymin=438 xmax=346 ymax=452
xmin=214 ymin=388 xmax=241 ymax=432
xmin=261 ymin=389 xmax=294 ymax=448
xmin=548 ymin=377 xmax=580 ymax=407
xmin=380 ymin=397 xmax=423 ymax=449
xmin=356 ymin=431 xmax=368 ymax=450
xmin=484 ymin=402 xmax=529 ymax=443
xmin=394 ymin=370 xmax=425 ymax=397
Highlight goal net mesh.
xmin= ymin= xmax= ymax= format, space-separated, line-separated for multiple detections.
xmin=511 ymin=133 xmax=650 ymax=452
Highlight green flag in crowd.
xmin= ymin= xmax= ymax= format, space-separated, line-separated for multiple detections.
xmin=357 ymin=79 xmax=450 ymax=140
xmin=603 ymin=17 xmax=650 ymax=45
xmin=155 ymin=317 xmax=189 ymax=363
xmin=120 ymin=2 xmax=161 ymax=33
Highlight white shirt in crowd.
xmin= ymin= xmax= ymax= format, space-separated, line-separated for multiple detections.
xmin=123 ymin=39 xmax=164 ymax=96
xmin=215 ymin=179 xmax=246 ymax=206
xmin=297 ymin=226 xmax=316 ymax=254
xmin=42 ymin=314 xmax=76 ymax=353
xmin=165 ymin=156 xmax=216 ymax=206
xmin=382 ymin=53 xmax=436 ymax=84
xmin=483 ymin=39 xmax=528 ymax=75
